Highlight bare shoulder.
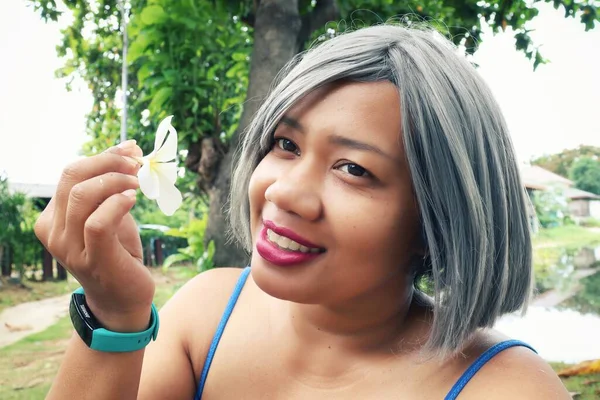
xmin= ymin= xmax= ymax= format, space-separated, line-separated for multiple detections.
xmin=172 ymin=266 xmax=249 ymax=305
xmin=162 ymin=267 xmax=249 ymax=333
xmin=459 ymin=339 xmax=571 ymax=400
xmin=160 ymin=267 xmax=251 ymax=365
xmin=139 ymin=267 xmax=249 ymax=398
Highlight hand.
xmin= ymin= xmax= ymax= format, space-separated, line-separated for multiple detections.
xmin=35 ymin=141 xmax=155 ymax=331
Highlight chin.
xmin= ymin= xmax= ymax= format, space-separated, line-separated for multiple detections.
xmin=250 ymin=253 xmax=321 ymax=304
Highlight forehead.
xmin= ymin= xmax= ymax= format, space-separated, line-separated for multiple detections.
xmin=283 ymin=80 xmax=403 ymax=142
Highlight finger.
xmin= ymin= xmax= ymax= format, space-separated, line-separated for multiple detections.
xmin=52 ymin=142 xmax=142 ymax=233
xmin=65 ymin=172 xmax=139 ymax=251
xmin=34 ymin=196 xmax=56 ymax=245
xmin=83 ymin=190 xmax=138 ymax=268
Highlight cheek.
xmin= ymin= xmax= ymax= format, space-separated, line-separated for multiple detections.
xmin=328 ymin=190 xmax=418 ymax=262
xmin=248 ymin=157 xmax=275 ymax=223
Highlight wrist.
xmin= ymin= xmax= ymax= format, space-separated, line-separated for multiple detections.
xmin=70 ymin=288 xmax=159 ymax=353
xmin=88 ymin=306 xmax=153 ymax=333
xmin=83 ymin=292 xmax=153 ymax=333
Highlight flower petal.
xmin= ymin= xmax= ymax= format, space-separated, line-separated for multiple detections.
xmin=154 ymin=115 xmax=174 ymax=154
xmin=157 ymin=162 xmax=178 ymax=184
xmin=138 ymin=163 xmax=160 ymax=200
xmin=154 ymin=122 xmax=178 ymax=162
xmin=156 ymin=170 xmax=182 ymax=216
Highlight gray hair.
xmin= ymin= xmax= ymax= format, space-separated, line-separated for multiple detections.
xmin=229 ymin=24 xmax=533 ymax=356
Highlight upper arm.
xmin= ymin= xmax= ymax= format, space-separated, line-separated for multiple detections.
xmin=460 ymin=346 xmax=572 ymax=400
xmin=137 ymin=267 xmax=246 ymax=400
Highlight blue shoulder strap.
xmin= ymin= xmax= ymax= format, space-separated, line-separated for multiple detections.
xmin=444 ymin=339 xmax=536 ymax=400
xmin=194 ymin=267 xmax=251 ymax=400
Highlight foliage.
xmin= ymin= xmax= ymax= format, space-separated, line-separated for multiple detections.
xmin=581 ymin=218 xmax=600 ymax=228
xmin=30 ymin=0 xmax=600 ymax=173
xmin=130 ymin=189 xmax=193 ymax=228
xmin=30 ymin=0 xmax=600 ymax=265
xmin=532 ymin=185 xmax=570 ymax=228
xmin=163 ymin=216 xmax=215 ymax=273
xmin=30 ymin=0 xmax=251 ymax=193
xmin=569 ymin=157 xmax=600 ymax=195
xmin=532 ymin=225 xmax=600 ymax=293
xmin=563 ymin=271 xmax=600 ymax=316
xmin=0 ymin=177 xmax=41 ymax=279
xmin=532 ymin=145 xmax=600 ymax=177
xmin=0 ymin=177 xmax=26 ymax=252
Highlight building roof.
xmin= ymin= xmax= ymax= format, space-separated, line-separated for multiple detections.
xmin=8 ymin=182 xmax=57 ymax=199
xmin=565 ymin=187 xmax=600 ymax=200
xmin=519 ymin=165 xmax=574 ymax=190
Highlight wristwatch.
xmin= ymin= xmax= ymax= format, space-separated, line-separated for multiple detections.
xmin=69 ymin=287 xmax=159 ymax=352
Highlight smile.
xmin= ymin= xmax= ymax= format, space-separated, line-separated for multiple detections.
xmin=266 ymin=229 xmax=321 ymax=253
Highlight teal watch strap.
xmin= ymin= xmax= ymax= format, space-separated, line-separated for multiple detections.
xmin=70 ymin=287 xmax=159 ymax=353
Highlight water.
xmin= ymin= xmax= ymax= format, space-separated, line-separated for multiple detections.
xmin=493 ymin=245 xmax=600 ymax=363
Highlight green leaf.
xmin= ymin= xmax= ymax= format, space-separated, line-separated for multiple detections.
xmin=162 ymin=252 xmax=192 ymax=270
xmin=231 ymin=52 xmax=247 ymax=62
xmin=137 ymin=64 xmax=153 ymax=84
xmin=128 ymin=36 xmax=150 ymax=64
xmin=149 ymin=86 xmax=173 ymax=113
xmin=141 ymin=5 xmax=167 ymax=25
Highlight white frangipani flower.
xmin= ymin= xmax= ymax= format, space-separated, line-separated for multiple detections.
xmin=137 ymin=115 xmax=182 ymax=216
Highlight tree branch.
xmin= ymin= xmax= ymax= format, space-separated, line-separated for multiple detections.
xmin=297 ymin=0 xmax=340 ymax=48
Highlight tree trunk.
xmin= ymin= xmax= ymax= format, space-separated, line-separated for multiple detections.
xmin=56 ymin=262 xmax=68 ymax=280
xmin=42 ymin=248 xmax=54 ymax=281
xmin=205 ymin=0 xmax=304 ymax=268
xmin=154 ymin=238 xmax=164 ymax=267
xmin=0 ymin=245 xmax=11 ymax=277
xmin=205 ymin=0 xmax=340 ymax=268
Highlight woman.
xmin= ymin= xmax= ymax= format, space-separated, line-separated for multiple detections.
xmin=35 ymin=24 xmax=570 ymax=399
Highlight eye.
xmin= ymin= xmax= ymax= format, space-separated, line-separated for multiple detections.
xmin=337 ymin=163 xmax=370 ymax=178
xmin=274 ymin=137 xmax=300 ymax=155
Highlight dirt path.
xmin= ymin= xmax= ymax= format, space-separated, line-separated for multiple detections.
xmin=533 ymin=268 xmax=599 ymax=307
xmin=0 ymin=294 xmax=70 ymax=348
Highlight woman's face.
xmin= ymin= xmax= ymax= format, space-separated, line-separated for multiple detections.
xmin=248 ymin=81 xmax=422 ymax=305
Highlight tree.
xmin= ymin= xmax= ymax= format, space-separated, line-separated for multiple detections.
xmin=0 ymin=177 xmax=41 ymax=281
xmin=570 ymin=157 xmax=600 ymax=195
xmin=0 ymin=177 xmax=24 ymax=277
xmin=531 ymin=145 xmax=600 ymax=177
xmin=31 ymin=0 xmax=600 ymax=267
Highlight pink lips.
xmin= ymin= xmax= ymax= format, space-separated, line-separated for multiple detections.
xmin=256 ymin=221 xmax=324 ymax=267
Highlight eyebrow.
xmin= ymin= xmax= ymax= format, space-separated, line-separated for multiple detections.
xmin=280 ymin=115 xmax=399 ymax=162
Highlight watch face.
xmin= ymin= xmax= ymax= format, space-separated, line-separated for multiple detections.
xmin=70 ymin=293 xmax=101 ymax=347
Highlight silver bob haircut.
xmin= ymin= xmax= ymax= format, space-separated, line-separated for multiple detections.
xmin=229 ymin=24 xmax=533 ymax=356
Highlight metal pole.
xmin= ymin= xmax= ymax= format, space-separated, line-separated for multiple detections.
xmin=119 ymin=0 xmax=128 ymax=143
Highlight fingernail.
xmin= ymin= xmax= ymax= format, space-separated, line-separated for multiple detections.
xmin=122 ymin=189 xmax=137 ymax=198
xmin=118 ymin=139 xmax=137 ymax=149
xmin=123 ymin=156 xmax=140 ymax=167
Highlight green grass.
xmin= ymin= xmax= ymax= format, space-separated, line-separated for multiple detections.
xmin=532 ymin=226 xmax=600 ymax=293
xmin=0 ymin=278 xmax=79 ymax=314
xmin=0 ymin=267 xmax=197 ymax=400
xmin=550 ymin=362 xmax=600 ymax=399
xmin=533 ymin=225 xmax=600 ymax=249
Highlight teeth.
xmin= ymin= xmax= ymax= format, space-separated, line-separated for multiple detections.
xmin=267 ymin=229 xmax=320 ymax=253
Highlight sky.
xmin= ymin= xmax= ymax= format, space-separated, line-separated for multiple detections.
xmin=0 ymin=0 xmax=599 ymax=184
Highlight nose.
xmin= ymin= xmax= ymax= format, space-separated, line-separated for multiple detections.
xmin=264 ymin=161 xmax=323 ymax=221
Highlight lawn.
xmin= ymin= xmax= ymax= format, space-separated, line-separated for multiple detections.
xmin=0 ymin=278 xmax=79 ymax=314
xmin=0 ymin=266 xmax=196 ymax=399
xmin=550 ymin=362 xmax=600 ymax=400
xmin=533 ymin=225 xmax=600 ymax=250
xmin=532 ymin=225 xmax=600 ymax=293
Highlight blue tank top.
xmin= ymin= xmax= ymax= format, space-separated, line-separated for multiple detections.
xmin=194 ymin=267 xmax=535 ymax=400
